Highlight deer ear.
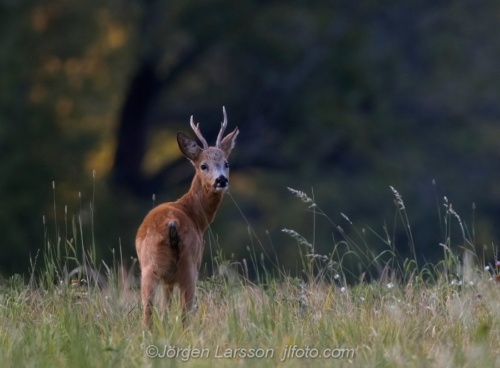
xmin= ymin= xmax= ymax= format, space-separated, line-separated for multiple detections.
xmin=220 ymin=127 xmax=239 ymax=157
xmin=177 ymin=132 xmax=202 ymax=161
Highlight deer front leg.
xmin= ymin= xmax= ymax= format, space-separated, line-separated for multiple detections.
xmin=141 ymin=268 xmax=159 ymax=328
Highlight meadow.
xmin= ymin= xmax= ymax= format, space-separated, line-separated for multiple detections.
xmin=0 ymin=187 xmax=499 ymax=368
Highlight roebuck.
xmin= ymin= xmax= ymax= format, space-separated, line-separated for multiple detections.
xmin=136 ymin=107 xmax=238 ymax=326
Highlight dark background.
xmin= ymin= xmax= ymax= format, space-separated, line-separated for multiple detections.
xmin=1 ymin=0 xmax=499 ymax=278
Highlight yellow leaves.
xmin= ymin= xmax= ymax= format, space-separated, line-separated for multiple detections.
xmin=27 ymin=4 xmax=132 ymax=181
xmin=31 ymin=8 xmax=48 ymax=33
xmin=55 ymin=98 xmax=74 ymax=118
xmin=31 ymin=3 xmax=63 ymax=33
xmin=64 ymin=59 xmax=83 ymax=76
xmin=29 ymin=83 xmax=48 ymax=104
xmin=96 ymin=8 xmax=128 ymax=50
xmin=34 ymin=8 xmax=128 ymax=90
xmin=85 ymin=137 xmax=116 ymax=177
xmin=107 ymin=24 xmax=127 ymax=49
xmin=44 ymin=56 xmax=62 ymax=74
xmin=142 ymin=130 xmax=182 ymax=176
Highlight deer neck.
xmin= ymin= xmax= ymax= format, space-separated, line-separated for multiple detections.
xmin=178 ymin=173 xmax=224 ymax=231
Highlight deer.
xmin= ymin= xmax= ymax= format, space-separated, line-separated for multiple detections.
xmin=135 ymin=107 xmax=238 ymax=327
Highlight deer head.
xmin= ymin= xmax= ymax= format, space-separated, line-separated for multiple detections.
xmin=177 ymin=107 xmax=239 ymax=192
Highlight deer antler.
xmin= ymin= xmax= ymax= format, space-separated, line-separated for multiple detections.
xmin=215 ymin=106 xmax=227 ymax=149
xmin=190 ymin=116 xmax=208 ymax=149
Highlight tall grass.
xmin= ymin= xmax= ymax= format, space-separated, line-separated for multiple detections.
xmin=0 ymin=183 xmax=499 ymax=367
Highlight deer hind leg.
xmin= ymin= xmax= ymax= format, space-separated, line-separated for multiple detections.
xmin=141 ymin=267 xmax=159 ymax=327
xmin=160 ymin=282 xmax=174 ymax=315
xmin=179 ymin=268 xmax=197 ymax=325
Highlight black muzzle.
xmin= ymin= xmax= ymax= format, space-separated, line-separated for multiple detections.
xmin=214 ymin=175 xmax=228 ymax=189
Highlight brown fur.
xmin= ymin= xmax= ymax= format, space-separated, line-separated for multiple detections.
xmin=136 ymin=112 xmax=238 ymax=327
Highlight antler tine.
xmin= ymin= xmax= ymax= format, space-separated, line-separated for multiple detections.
xmin=190 ymin=115 xmax=208 ymax=149
xmin=215 ymin=106 xmax=228 ymax=148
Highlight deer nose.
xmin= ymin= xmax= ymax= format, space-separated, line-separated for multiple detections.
xmin=214 ymin=175 xmax=228 ymax=189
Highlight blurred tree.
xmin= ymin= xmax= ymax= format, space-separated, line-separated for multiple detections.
xmin=2 ymin=0 xmax=500 ymax=278
xmin=111 ymin=0 xmax=500 ymax=274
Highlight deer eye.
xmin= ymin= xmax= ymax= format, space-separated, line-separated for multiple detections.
xmin=200 ymin=163 xmax=208 ymax=171
xmin=224 ymin=161 xmax=229 ymax=169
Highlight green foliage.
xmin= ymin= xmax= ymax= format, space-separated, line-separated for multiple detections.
xmin=1 ymin=228 xmax=500 ymax=367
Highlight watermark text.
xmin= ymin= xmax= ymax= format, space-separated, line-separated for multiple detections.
xmin=145 ymin=344 xmax=355 ymax=361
